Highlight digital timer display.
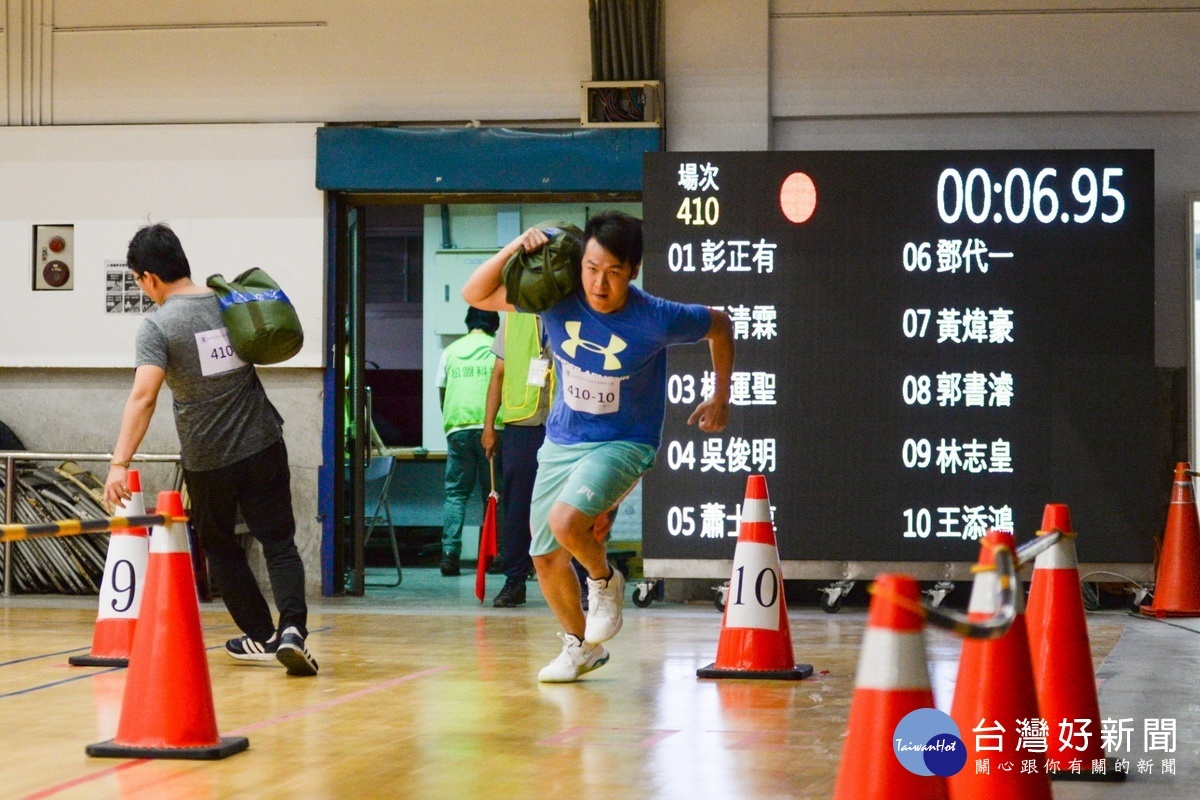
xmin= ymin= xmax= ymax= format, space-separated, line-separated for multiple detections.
xmin=936 ymin=166 xmax=1127 ymax=225
xmin=642 ymin=150 xmax=1158 ymax=565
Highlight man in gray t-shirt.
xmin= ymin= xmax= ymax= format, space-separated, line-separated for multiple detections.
xmin=104 ymin=223 xmax=317 ymax=677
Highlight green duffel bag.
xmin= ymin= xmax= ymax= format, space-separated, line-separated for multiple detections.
xmin=501 ymin=221 xmax=584 ymax=312
xmin=206 ymin=268 xmax=304 ymax=365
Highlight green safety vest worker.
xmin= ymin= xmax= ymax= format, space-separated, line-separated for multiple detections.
xmin=437 ymin=329 xmax=501 ymax=433
xmin=498 ymin=312 xmax=554 ymax=424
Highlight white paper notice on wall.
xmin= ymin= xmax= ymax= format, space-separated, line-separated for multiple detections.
xmin=104 ymin=261 xmax=154 ymax=314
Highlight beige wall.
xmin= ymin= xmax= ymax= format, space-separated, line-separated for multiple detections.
xmin=6 ymin=0 xmax=591 ymax=125
xmin=770 ymin=1 xmax=1200 ymax=116
xmin=0 ymin=121 xmax=325 ymax=594
xmin=5 ymin=2 xmax=1196 ymax=147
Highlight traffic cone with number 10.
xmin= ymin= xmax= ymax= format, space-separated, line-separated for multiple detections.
xmin=697 ymin=474 xmax=813 ymax=680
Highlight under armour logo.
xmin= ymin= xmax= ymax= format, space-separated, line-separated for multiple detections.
xmin=561 ymin=321 xmax=627 ymax=370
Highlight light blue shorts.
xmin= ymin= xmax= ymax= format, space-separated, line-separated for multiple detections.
xmin=529 ymin=439 xmax=657 ymax=557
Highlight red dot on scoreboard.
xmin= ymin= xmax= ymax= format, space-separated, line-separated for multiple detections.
xmin=780 ymin=172 xmax=817 ymax=223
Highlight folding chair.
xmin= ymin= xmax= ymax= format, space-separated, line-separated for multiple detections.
xmin=364 ymin=452 xmax=402 ymax=587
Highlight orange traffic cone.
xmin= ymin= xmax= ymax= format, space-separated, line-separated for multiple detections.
xmin=70 ymin=470 xmax=151 ymax=667
xmin=947 ymin=530 xmax=1051 ymax=799
xmin=1025 ymin=504 xmax=1123 ymax=782
xmin=87 ymin=490 xmax=248 ymax=760
xmin=697 ymin=474 xmax=812 ymax=680
xmin=1142 ymin=463 xmax=1200 ymax=617
xmin=833 ymin=574 xmax=949 ymax=800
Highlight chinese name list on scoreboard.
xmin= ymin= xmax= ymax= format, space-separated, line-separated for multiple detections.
xmin=643 ymin=150 xmax=1158 ymax=565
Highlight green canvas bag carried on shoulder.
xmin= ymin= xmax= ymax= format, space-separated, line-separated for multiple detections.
xmin=501 ymin=221 xmax=584 ymax=312
xmin=206 ymin=268 xmax=304 ymax=365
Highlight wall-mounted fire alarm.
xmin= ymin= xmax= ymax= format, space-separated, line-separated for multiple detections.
xmin=33 ymin=224 xmax=74 ymax=290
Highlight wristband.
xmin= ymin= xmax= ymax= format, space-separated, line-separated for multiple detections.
xmin=110 ymin=460 xmax=131 ymax=468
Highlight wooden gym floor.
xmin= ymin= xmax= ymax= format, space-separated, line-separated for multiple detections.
xmin=1 ymin=568 xmax=1198 ymax=800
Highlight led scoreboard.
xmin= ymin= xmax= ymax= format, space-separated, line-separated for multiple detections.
xmin=642 ymin=150 xmax=1158 ymax=565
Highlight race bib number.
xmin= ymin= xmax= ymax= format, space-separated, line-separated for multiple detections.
xmin=195 ymin=327 xmax=247 ymax=377
xmin=561 ymin=360 xmax=620 ymax=415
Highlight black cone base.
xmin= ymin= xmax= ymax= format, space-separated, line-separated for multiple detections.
xmin=86 ymin=736 xmax=249 ymax=761
xmin=697 ymin=662 xmax=814 ymax=680
xmin=69 ymin=654 xmax=128 ymax=667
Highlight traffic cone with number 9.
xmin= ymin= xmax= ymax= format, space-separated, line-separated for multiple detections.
xmin=697 ymin=474 xmax=813 ymax=679
xmin=70 ymin=469 xmax=150 ymax=667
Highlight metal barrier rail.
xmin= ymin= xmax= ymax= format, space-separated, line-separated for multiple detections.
xmin=0 ymin=513 xmax=185 ymax=543
xmin=1015 ymin=530 xmax=1064 ymax=566
xmin=869 ymin=530 xmax=1063 ymax=642
xmin=0 ymin=451 xmax=180 ymax=597
xmin=924 ymin=546 xmax=1018 ymax=640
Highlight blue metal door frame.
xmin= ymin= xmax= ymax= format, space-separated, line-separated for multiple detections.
xmin=317 ymin=125 xmax=660 ymax=595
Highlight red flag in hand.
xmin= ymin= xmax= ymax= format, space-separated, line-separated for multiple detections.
xmin=476 ymin=489 xmax=499 ymax=603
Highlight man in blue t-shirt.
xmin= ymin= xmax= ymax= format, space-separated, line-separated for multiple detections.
xmin=463 ymin=210 xmax=734 ymax=682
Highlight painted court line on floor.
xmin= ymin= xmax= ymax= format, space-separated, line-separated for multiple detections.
xmin=0 ymin=626 xmax=333 ymax=699
xmin=0 ymin=623 xmax=238 ymax=669
xmin=0 ymin=647 xmax=90 ymax=667
xmin=0 ymin=666 xmax=124 ymax=699
xmin=226 ymin=665 xmax=452 ymax=737
xmin=21 ymin=664 xmax=452 ymax=800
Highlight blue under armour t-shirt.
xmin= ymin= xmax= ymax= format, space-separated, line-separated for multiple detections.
xmin=539 ymin=286 xmax=711 ymax=448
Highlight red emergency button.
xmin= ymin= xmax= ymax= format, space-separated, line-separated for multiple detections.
xmin=48 ymin=236 xmax=66 ymax=253
xmin=43 ymin=261 xmax=70 ymax=287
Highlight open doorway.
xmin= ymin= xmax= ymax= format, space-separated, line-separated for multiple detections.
xmin=337 ymin=197 xmax=644 ymax=595
xmin=316 ymin=124 xmax=659 ymax=596
xmin=363 ymin=205 xmax=424 ymax=448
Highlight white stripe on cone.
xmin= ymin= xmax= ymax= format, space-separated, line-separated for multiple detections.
xmin=854 ymin=629 xmax=931 ymax=690
xmin=742 ymin=497 xmax=770 ymax=523
xmin=120 ymin=488 xmax=146 ymax=518
xmin=1032 ymin=536 xmax=1079 ymax=571
xmin=149 ymin=516 xmax=192 ymax=554
xmin=967 ymin=569 xmax=1026 ymax=615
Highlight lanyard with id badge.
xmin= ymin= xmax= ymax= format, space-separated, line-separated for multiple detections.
xmin=526 ymin=357 xmax=549 ymax=388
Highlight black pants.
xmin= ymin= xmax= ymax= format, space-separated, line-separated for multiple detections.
xmin=500 ymin=424 xmax=545 ymax=581
xmin=185 ymin=439 xmax=307 ymax=641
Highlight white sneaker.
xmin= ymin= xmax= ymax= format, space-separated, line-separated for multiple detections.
xmin=584 ymin=563 xmax=625 ymax=644
xmin=538 ymin=633 xmax=609 ymax=683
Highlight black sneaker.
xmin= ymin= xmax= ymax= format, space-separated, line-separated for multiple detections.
xmin=225 ymin=632 xmax=278 ymax=662
xmin=440 ymin=552 xmax=461 ymax=576
xmin=276 ymin=626 xmax=319 ymax=677
xmin=492 ymin=577 xmax=527 ymax=607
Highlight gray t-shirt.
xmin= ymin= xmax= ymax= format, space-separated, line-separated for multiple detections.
xmin=135 ymin=291 xmax=282 ymax=471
